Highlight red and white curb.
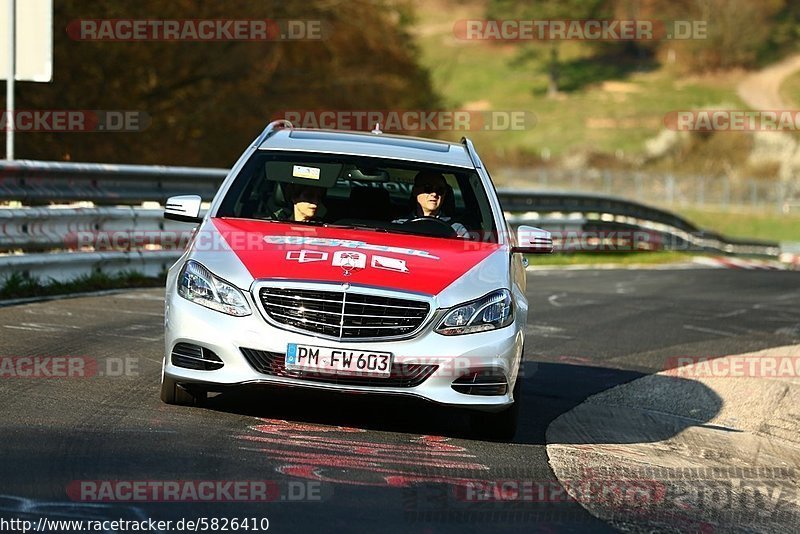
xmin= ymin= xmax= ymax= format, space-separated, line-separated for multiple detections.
xmin=780 ymin=252 xmax=800 ymax=270
xmin=528 ymin=255 xmax=797 ymax=271
xmin=693 ymin=256 xmax=793 ymax=270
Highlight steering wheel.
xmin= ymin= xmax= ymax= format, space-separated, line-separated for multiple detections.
xmin=401 ymin=217 xmax=458 ymax=238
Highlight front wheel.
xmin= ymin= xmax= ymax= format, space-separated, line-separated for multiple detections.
xmin=160 ymin=373 xmax=206 ymax=406
xmin=469 ymin=378 xmax=520 ymax=442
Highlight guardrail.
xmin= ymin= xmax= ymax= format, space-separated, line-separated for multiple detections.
xmin=0 ymin=206 xmax=190 ymax=251
xmin=498 ymin=191 xmax=781 ymax=257
xmin=0 ymin=160 xmax=785 ymax=283
xmin=2 ymin=250 xmax=180 ymax=282
xmin=0 ymin=159 xmax=226 ymax=204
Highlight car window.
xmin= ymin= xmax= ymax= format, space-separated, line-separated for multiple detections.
xmin=215 ymin=151 xmax=498 ymax=242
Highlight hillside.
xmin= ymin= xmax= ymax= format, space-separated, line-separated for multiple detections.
xmin=409 ymin=0 xmax=793 ymax=183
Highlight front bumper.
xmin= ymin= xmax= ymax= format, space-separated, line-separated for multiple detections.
xmin=164 ymin=287 xmax=525 ymax=411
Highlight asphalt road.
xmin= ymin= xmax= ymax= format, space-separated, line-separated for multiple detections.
xmin=1 ymin=269 xmax=799 ymax=533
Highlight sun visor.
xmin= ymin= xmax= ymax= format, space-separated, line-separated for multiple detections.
xmin=265 ymin=161 xmax=342 ymax=188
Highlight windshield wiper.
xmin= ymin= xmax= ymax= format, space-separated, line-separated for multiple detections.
xmin=241 ymin=217 xmax=435 ymax=238
xmin=272 ymin=220 xmax=386 ymax=231
xmin=247 ymin=218 xmax=337 ymax=227
xmin=327 ymin=223 xmax=391 ymax=233
xmin=246 ymin=217 xmax=285 ymax=223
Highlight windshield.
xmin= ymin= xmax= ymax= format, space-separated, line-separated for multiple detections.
xmin=215 ymin=151 xmax=499 ymax=242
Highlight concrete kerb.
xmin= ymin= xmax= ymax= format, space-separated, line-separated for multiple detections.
xmin=546 ymin=344 xmax=800 ymax=533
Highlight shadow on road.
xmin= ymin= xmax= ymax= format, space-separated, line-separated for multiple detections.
xmin=201 ymin=359 xmax=722 ymax=447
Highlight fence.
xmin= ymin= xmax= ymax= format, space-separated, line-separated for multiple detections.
xmin=496 ymin=167 xmax=800 ymax=213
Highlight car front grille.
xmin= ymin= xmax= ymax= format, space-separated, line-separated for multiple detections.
xmin=258 ymin=287 xmax=430 ymax=339
xmin=240 ymin=348 xmax=438 ymax=388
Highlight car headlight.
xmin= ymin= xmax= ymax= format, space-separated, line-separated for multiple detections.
xmin=436 ymin=289 xmax=513 ymax=336
xmin=177 ymin=260 xmax=251 ymax=317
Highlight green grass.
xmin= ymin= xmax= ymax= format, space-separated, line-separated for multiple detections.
xmin=0 ymin=270 xmax=164 ymax=300
xmin=676 ymin=208 xmax=800 ymax=242
xmin=780 ymin=70 xmax=800 ymax=108
xmin=411 ymin=1 xmax=747 ymax=161
xmin=527 ymin=251 xmax=701 ymax=266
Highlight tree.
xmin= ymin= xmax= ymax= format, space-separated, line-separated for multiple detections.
xmin=10 ymin=0 xmax=441 ymax=165
xmin=645 ymin=0 xmax=787 ymax=71
xmin=487 ymin=0 xmax=613 ymax=96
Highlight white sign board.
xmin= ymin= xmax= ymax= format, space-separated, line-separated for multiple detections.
xmin=0 ymin=0 xmax=53 ymax=82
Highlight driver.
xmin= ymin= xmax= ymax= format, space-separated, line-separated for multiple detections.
xmin=272 ymin=183 xmax=326 ymax=222
xmin=393 ymin=171 xmax=468 ymax=237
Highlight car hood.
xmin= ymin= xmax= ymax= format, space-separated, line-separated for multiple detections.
xmin=187 ymin=218 xmax=507 ymax=298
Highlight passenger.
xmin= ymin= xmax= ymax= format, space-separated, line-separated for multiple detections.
xmin=394 ymin=171 xmax=468 ymax=237
xmin=273 ymin=183 xmax=326 ymax=222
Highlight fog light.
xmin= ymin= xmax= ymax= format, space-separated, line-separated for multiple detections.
xmin=171 ymin=343 xmax=224 ymax=371
xmin=451 ymin=369 xmax=508 ymax=396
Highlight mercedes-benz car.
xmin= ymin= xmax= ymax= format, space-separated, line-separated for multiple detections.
xmin=161 ymin=120 xmax=552 ymax=440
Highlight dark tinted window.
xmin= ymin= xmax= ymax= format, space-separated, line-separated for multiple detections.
xmin=215 ymin=152 xmax=498 ymax=242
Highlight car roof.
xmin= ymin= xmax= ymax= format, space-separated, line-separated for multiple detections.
xmin=257 ymin=128 xmax=476 ymax=169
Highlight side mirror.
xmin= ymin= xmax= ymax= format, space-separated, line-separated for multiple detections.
xmin=512 ymin=225 xmax=553 ymax=254
xmin=165 ymin=195 xmax=203 ymax=223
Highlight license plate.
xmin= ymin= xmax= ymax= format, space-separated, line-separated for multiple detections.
xmin=285 ymin=343 xmax=393 ymax=378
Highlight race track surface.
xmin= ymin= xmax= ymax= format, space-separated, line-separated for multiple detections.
xmin=1 ymin=270 xmax=798 ymax=533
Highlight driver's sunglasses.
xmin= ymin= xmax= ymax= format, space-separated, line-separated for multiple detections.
xmin=419 ymin=185 xmax=446 ymax=195
xmin=296 ymin=188 xmax=325 ymax=202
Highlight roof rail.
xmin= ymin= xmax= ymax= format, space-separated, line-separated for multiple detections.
xmin=460 ymin=136 xmax=482 ymax=169
xmin=252 ymin=119 xmax=294 ymax=148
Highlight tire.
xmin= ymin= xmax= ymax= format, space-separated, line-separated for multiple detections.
xmin=469 ymin=378 xmax=521 ymax=442
xmin=160 ymin=373 xmax=206 ymax=406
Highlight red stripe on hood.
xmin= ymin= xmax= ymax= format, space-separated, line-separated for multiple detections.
xmin=209 ymin=218 xmax=502 ymax=295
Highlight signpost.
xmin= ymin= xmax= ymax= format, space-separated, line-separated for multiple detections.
xmin=0 ymin=0 xmax=53 ymax=160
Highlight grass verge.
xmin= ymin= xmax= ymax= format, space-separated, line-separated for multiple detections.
xmin=779 ymin=69 xmax=800 ymax=108
xmin=0 ymin=270 xmax=165 ymax=301
xmin=527 ymin=251 xmax=702 ymax=266
xmin=676 ymin=208 xmax=800 ymax=242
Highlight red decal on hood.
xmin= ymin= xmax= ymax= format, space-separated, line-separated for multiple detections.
xmin=208 ymin=218 xmax=502 ymax=295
